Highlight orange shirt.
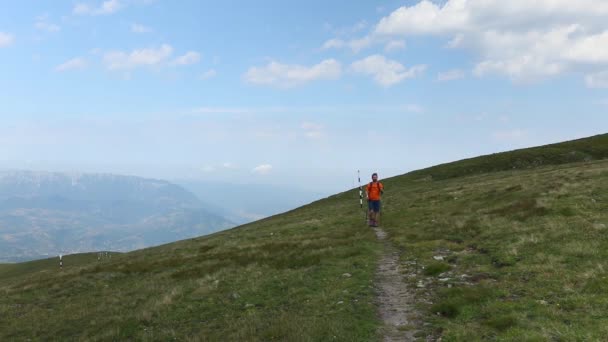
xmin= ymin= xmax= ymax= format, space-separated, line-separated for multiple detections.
xmin=366 ymin=181 xmax=384 ymax=201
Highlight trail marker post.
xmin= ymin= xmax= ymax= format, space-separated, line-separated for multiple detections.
xmin=358 ymin=170 xmax=367 ymax=224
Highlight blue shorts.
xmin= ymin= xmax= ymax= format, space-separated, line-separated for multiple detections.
xmin=368 ymin=200 xmax=381 ymax=213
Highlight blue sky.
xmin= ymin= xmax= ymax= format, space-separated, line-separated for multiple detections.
xmin=1 ymin=0 xmax=607 ymax=193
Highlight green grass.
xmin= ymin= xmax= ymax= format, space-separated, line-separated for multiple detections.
xmin=409 ymin=133 xmax=608 ymax=180
xmin=382 ymin=158 xmax=608 ymax=340
xmin=0 ymin=253 xmax=121 ymax=283
xmin=2 ymin=133 xmax=608 ymax=341
xmin=0 ymin=194 xmax=381 ymax=341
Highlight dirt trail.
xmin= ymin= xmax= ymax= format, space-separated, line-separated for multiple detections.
xmin=374 ymin=227 xmax=420 ymax=341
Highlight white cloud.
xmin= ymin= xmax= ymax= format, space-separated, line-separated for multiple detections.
xmin=222 ymin=162 xmax=237 ymax=169
xmin=347 ymin=36 xmax=373 ymax=53
xmin=564 ymin=31 xmax=608 ymax=64
xmin=585 ymin=71 xmax=608 ymax=88
xmin=327 ymin=20 xmax=369 ymax=36
xmin=474 ymin=56 xmax=564 ymax=82
xmin=446 ymin=34 xmax=464 ymax=49
xmin=171 ymin=51 xmax=201 ymax=66
xmin=244 ymin=59 xmax=342 ymax=88
xmin=131 ymin=23 xmax=153 ymax=33
xmin=351 ymin=54 xmax=426 ymax=87
xmin=56 ymin=58 xmax=88 ymax=72
xmin=437 ymin=69 xmax=465 ymax=81
xmin=301 ymin=122 xmax=325 ymax=139
xmin=323 ymin=20 xmax=410 ymax=54
xmin=372 ymin=0 xmax=608 ymax=83
xmin=375 ymin=1 xmax=608 ymax=36
xmin=200 ymin=69 xmax=217 ymax=80
xmin=74 ymin=0 xmax=123 ymax=15
xmin=100 ymin=0 xmax=122 ymax=13
xmin=322 ymin=36 xmax=373 ymax=53
xmin=0 ymin=32 xmax=14 ymax=47
xmin=201 ymin=162 xmax=237 ymax=172
xmin=375 ymin=1 xmax=468 ymax=36
xmin=352 ymin=20 xmax=369 ymax=33
xmin=252 ymin=164 xmax=273 ymax=175
xmin=35 ymin=22 xmax=61 ymax=32
xmin=103 ymin=44 xmax=173 ymax=70
xmin=35 ymin=15 xmax=60 ymax=32
xmin=322 ymin=38 xmax=345 ymax=49
xmin=73 ymin=4 xmax=91 ymax=14
xmin=384 ymin=40 xmax=406 ymax=52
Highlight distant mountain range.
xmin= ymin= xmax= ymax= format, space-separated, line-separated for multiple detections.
xmin=0 ymin=171 xmax=234 ymax=262
xmin=175 ymin=180 xmax=326 ymax=224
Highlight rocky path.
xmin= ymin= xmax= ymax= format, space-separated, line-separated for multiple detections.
xmin=374 ymin=227 xmax=420 ymax=341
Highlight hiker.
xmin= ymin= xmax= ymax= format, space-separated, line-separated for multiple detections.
xmin=366 ymin=173 xmax=384 ymax=227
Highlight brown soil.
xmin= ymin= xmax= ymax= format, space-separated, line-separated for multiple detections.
xmin=374 ymin=227 xmax=421 ymax=341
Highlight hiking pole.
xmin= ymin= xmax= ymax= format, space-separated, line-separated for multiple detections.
xmin=358 ymin=170 xmax=367 ymax=224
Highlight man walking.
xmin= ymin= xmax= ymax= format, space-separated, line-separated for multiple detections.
xmin=366 ymin=173 xmax=384 ymax=227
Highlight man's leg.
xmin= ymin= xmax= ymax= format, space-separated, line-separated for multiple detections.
xmin=376 ymin=201 xmax=382 ymax=224
xmin=371 ymin=201 xmax=379 ymax=226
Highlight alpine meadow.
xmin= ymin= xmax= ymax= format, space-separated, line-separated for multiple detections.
xmin=2 ymin=134 xmax=608 ymax=341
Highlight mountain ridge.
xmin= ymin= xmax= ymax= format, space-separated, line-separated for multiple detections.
xmin=0 ymin=171 xmax=234 ymax=262
xmin=408 ymin=133 xmax=608 ymax=180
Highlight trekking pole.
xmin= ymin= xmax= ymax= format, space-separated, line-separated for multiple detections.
xmin=358 ymin=170 xmax=367 ymax=224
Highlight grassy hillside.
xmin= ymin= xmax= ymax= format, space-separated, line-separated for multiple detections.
xmin=410 ymin=133 xmax=608 ymax=180
xmin=0 ymin=195 xmax=381 ymax=341
xmin=383 ymin=159 xmax=608 ymax=340
xmin=1 ymin=134 xmax=608 ymax=341
xmin=0 ymin=253 xmax=121 ymax=284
